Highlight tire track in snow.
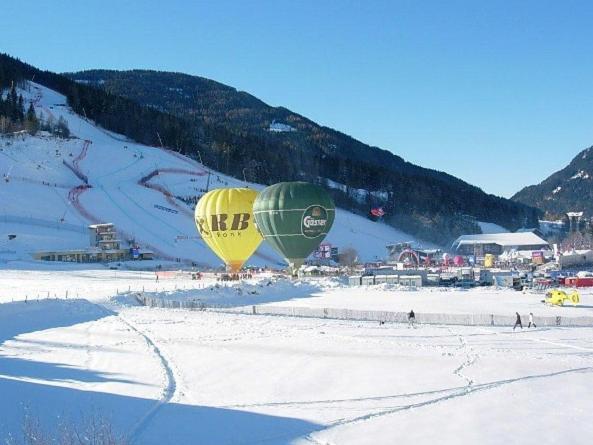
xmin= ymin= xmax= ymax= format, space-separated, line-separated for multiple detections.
xmin=302 ymin=327 xmax=593 ymax=443
xmin=222 ymin=385 xmax=466 ymax=409
xmin=117 ymin=311 xmax=178 ymax=444
xmin=276 ymin=327 xmax=593 ymax=444
xmin=476 ymin=327 xmax=593 ymax=353
xmin=302 ymin=365 xmax=593 ymax=443
xmin=93 ymin=303 xmax=178 ymax=444
xmin=529 ymin=337 xmax=593 ymax=352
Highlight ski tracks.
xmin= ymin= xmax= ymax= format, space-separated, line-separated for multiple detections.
xmin=302 ymin=365 xmax=593 ymax=444
xmin=94 ymin=304 xmax=179 ymax=444
xmin=450 ymin=327 xmax=477 ymax=389
xmin=303 ymin=326 xmax=593 ymax=444
xmin=117 ymin=311 xmax=178 ymax=444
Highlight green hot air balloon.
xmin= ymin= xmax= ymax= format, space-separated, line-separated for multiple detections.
xmin=253 ymin=182 xmax=335 ymax=273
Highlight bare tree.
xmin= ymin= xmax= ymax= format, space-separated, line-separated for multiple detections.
xmin=6 ymin=411 xmax=128 ymax=445
xmin=338 ymin=247 xmax=359 ymax=267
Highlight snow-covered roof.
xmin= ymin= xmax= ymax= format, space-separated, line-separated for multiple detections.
xmin=301 ymin=265 xmax=339 ymax=272
xmin=453 ymin=232 xmax=549 ymax=248
xmin=561 ymin=249 xmax=593 ymax=256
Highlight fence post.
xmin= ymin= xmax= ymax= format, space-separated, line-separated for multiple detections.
xmin=252 ymin=305 xmax=256 ymax=315
xmin=556 ymin=316 xmax=561 ymax=326
xmin=490 ymin=314 xmax=494 ymax=326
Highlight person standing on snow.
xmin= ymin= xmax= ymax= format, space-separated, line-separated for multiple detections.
xmin=408 ymin=310 xmax=416 ymax=328
xmin=513 ymin=312 xmax=523 ymax=330
xmin=528 ymin=312 xmax=536 ymax=328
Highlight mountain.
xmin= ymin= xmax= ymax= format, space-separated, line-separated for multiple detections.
xmin=0 ymin=80 xmax=430 ymax=266
xmin=512 ymin=146 xmax=593 ymax=218
xmin=66 ymin=69 xmax=541 ymax=243
xmin=1 ymin=53 xmax=540 ymax=245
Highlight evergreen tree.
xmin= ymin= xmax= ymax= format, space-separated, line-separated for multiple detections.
xmin=55 ymin=115 xmax=70 ymax=138
xmin=8 ymin=85 xmax=17 ymax=120
xmin=0 ymin=115 xmax=10 ymax=134
xmin=17 ymin=94 xmax=24 ymax=120
xmin=24 ymin=102 xmax=38 ymax=135
xmin=25 ymin=102 xmax=35 ymax=121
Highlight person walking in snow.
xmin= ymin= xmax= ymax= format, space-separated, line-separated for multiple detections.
xmin=408 ymin=309 xmax=416 ymax=328
xmin=528 ymin=312 xmax=536 ymax=328
xmin=513 ymin=312 xmax=523 ymax=330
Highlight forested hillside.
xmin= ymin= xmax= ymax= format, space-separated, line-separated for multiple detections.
xmin=513 ymin=146 xmax=593 ymax=218
xmin=0 ymin=53 xmax=540 ymax=244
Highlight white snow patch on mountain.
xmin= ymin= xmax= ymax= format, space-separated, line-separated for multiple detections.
xmin=324 ymin=178 xmax=389 ymax=204
xmin=570 ymin=170 xmax=590 ymax=180
xmin=478 ymin=221 xmax=508 ymax=234
xmin=268 ymin=120 xmax=296 ymax=132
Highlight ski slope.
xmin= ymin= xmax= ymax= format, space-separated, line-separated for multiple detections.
xmin=0 ymin=82 xmax=427 ymax=268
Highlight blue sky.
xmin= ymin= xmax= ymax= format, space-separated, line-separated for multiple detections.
xmin=3 ymin=0 xmax=593 ymax=197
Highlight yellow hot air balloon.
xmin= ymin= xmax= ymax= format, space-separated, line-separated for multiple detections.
xmin=195 ymin=188 xmax=262 ymax=272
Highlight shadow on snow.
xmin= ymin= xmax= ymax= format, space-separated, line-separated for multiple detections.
xmin=0 ymin=299 xmax=319 ymax=444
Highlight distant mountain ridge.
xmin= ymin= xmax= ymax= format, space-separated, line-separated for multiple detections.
xmin=512 ymin=146 xmax=593 ymax=218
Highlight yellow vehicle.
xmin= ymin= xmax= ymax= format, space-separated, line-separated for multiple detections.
xmin=544 ymin=289 xmax=580 ymax=306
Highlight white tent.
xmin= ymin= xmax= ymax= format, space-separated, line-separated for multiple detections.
xmin=452 ymin=232 xmax=550 ymax=253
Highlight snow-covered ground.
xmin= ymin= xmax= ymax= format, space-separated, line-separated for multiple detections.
xmin=264 ymin=284 xmax=593 ymax=317
xmin=3 ymin=267 xmax=593 ymax=317
xmin=1 ymin=287 xmax=591 ymax=444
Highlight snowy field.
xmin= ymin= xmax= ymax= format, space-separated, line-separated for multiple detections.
xmin=266 ymin=285 xmax=593 ymax=317
xmin=1 ymin=267 xmax=592 ymax=444
xmin=4 ymin=267 xmax=593 ymax=317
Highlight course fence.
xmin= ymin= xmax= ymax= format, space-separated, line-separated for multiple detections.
xmin=62 ymin=160 xmax=89 ymax=184
xmin=134 ymin=293 xmax=593 ymax=327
